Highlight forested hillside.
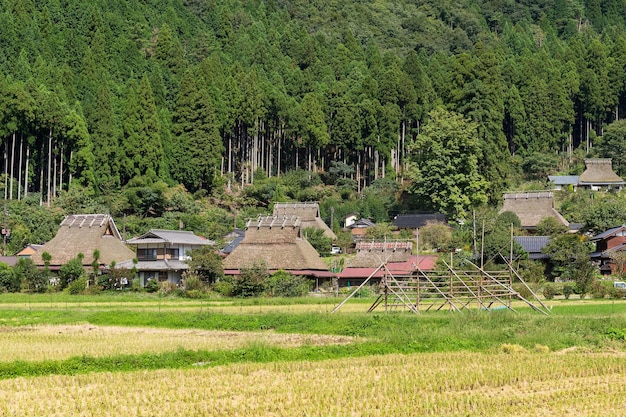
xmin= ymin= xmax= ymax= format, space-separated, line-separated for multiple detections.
xmin=0 ymin=0 xmax=626 ymax=252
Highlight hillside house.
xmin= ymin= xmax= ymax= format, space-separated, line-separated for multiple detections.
xmin=116 ymin=229 xmax=215 ymax=287
xmin=500 ymin=192 xmax=569 ymax=233
xmin=273 ymin=202 xmax=337 ymax=240
xmin=31 ymin=214 xmax=135 ymax=271
xmin=347 ymin=218 xmax=376 ymax=242
xmin=590 ymin=226 xmax=626 ymax=275
xmin=222 ymin=215 xmax=334 ymax=286
xmin=16 ymin=244 xmax=43 ymax=258
xmin=393 ymin=213 xmax=447 ymax=235
xmin=578 ymin=159 xmax=625 ymax=190
xmin=513 ymin=236 xmax=551 ymax=260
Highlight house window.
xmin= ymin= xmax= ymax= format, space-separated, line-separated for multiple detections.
xmin=166 ymin=248 xmax=179 ymax=259
xmin=137 ymin=248 xmax=157 ymax=261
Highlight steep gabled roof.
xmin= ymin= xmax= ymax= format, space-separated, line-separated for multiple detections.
xmin=31 ymin=214 xmax=135 ymax=267
xmin=125 ymin=229 xmax=214 ymax=246
xmin=346 ymin=241 xmax=413 ymax=268
xmin=222 ymin=215 xmax=328 ymax=271
xmin=501 ymin=192 xmax=569 ymax=229
xmin=272 ymin=202 xmax=337 ymax=239
xmin=393 ymin=213 xmax=447 ymax=229
xmin=579 ymin=159 xmax=624 ymax=185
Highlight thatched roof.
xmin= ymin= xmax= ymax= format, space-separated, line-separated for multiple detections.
xmin=31 ymin=214 xmax=135 ymax=267
xmin=346 ymin=241 xmax=413 ymax=268
xmin=222 ymin=215 xmax=328 ymax=271
xmin=579 ymin=159 xmax=624 ymax=185
xmin=501 ymin=192 xmax=569 ymax=229
xmin=272 ymin=202 xmax=337 ymax=239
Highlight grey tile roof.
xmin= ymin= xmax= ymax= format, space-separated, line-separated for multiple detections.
xmin=393 ymin=213 xmax=447 ymax=228
xmin=126 ymin=229 xmax=215 ymax=246
xmin=514 ymin=236 xmax=550 ymax=259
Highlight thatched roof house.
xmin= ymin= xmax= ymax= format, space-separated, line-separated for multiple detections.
xmin=222 ymin=215 xmax=332 ymax=278
xmin=338 ymin=240 xmax=437 ymax=286
xmin=500 ymin=192 xmax=569 ymax=231
xmin=579 ymin=159 xmax=624 ymax=189
xmin=272 ymin=202 xmax=337 ymax=240
xmin=31 ymin=214 xmax=135 ymax=269
xmin=346 ymin=241 xmax=414 ymax=268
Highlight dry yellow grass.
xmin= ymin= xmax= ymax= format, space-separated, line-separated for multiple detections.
xmin=0 ymin=351 xmax=625 ymax=416
xmin=0 ymin=325 xmax=355 ymax=362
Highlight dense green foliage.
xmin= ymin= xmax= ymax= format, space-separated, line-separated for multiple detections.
xmin=0 ymin=0 xmax=625 ymax=219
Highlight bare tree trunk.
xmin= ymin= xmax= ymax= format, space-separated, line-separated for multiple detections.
xmin=58 ymin=142 xmax=63 ymax=193
xmin=9 ymin=132 xmax=15 ymax=199
xmin=18 ymin=135 xmax=23 ymax=201
xmin=24 ymin=144 xmax=29 ymax=199
xmin=227 ymin=134 xmax=232 ymax=191
xmin=68 ymin=149 xmax=73 ymax=189
xmin=47 ymin=128 xmax=52 ymax=207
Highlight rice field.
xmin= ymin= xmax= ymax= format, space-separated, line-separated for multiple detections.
xmin=0 ymin=325 xmax=355 ymax=362
xmin=1 ymin=351 xmax=625 ymax=416
xmin=0 ymin=293 xmax=625 ymax=416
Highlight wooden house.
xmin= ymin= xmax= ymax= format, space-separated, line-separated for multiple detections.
xmin=222 ymin=215 xmax=334 ymax=284
xmin=590 ymin=226 xmax=626 ymax=275
xmin=272 ymin=202 xmax=337 ymax=240
xmin=31 ymin=214 xmax=135 ymax=271
xmin=500 ymin=192 xmax=569 ymax=232
xmin=117 ymin=229 xmax=215 ymax=286
xmin=347 ymin=218 xmax=376 ymax=242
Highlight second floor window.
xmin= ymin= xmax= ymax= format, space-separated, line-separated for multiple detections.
xmin=137 ymin=248 xmax=157 ymax=261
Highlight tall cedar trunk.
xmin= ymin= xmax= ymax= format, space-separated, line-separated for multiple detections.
xmin=3 ymin=143 xmax=7 ymax=200
xmin=227 ymin=133 xmax=232 ymax=191
xmin=24 ymin=144 xmax=29 ymax=199
xmin=277 ymin=125 xmax=282 ymax=177
xmin=18 ymin=135 xmax=23 ymax=200
xmin=68 ymin=149 xmax=73 ymax=188
xmin=9 ymin=132 xmax=15 ymax=199
xmin=47 ymin=128 xmax=52 ymax=207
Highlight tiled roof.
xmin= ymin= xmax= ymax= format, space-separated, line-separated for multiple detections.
xmin=393 ymin=213 xmax=447 ymax=228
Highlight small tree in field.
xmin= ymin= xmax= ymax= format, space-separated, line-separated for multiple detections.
xmin=59 ymin=254 xmax=86 ymax=289
xmin=232 ymin=262 xmax=268 ymax=297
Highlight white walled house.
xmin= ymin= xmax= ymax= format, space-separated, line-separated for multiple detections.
xmin=116 ymin=229 xmax=215 ymax=286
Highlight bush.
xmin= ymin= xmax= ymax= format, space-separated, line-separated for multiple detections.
xmin=66 ymin=277 xmax=87 ymax=295
xmin=145 ymin=279 xmax=159 ymax=293
xmin=212 ymin=278 xmax=234 ymax=296
xmin=232 ymin=263 xmax=268 ymax=297
xmin=542 ymin=283 xmax=557 ymax=300
xmin=590 ymin=280 xmax=608 ymax=299
xmin=562 ymin=283 xmax=575 ymax=299
xmin=265 ymin=271 xmax=312 ymax=297
xmin=159 ymin=281 xmax=179 ymax=295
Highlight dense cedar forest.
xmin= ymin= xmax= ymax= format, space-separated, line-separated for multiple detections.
xmin=1 ymin=0 xmax=626 ymax=255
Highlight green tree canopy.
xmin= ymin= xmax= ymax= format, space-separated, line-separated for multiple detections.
xmin=407 ymin=107 xmax=488 ymax=220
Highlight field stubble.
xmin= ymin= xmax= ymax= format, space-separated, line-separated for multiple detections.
xmin=0 ymin=352 xmax=625 ymax=416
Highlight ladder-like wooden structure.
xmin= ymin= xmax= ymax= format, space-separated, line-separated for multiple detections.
xmin=332 ymin=258 xmax=550 ymax=315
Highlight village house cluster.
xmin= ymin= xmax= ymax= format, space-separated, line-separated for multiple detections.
xmin=7 ymin=158 xmax=626 ymax=288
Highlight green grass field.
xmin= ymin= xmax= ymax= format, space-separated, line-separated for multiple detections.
xmin=0 ymin=292 xmax=625 ymax=415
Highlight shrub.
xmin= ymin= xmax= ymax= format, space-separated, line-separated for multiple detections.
xmin=562 ymin=283 xmax=575 ymax=299
xmin=145 ymin=279 xmax=159 ymax=293
xmin=590 ymin=280 xmax=608 ymax=299
xmin=159 ymin=281 xmax=179 ymax=295
xmin=265 ymin=271 xmax=312 ymax=297
xmin=232 ymin=263 xmax=268 ymax=297
xmin=182 ymin=273 xmax=206 ymax=292
xmin=66 ymin=277 xmax=87 ymax=295
xmin=212 ymin=278 xmax=234 ymax=296
xmin=542 ymin=283 xmax=557 ymax=300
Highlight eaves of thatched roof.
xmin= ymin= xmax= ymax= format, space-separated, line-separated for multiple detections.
xmin=579 ymin=159 xmax=624 ymax=184
xmin=31 ymin=214 xmax=135 ymax=267
xmin=223 ymin=215 xmax=328 ymax=271
xmin=501 ymin=192 xmax=569 ymax=229
xmin=346 ymin=241 xmax=413 ymax=268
